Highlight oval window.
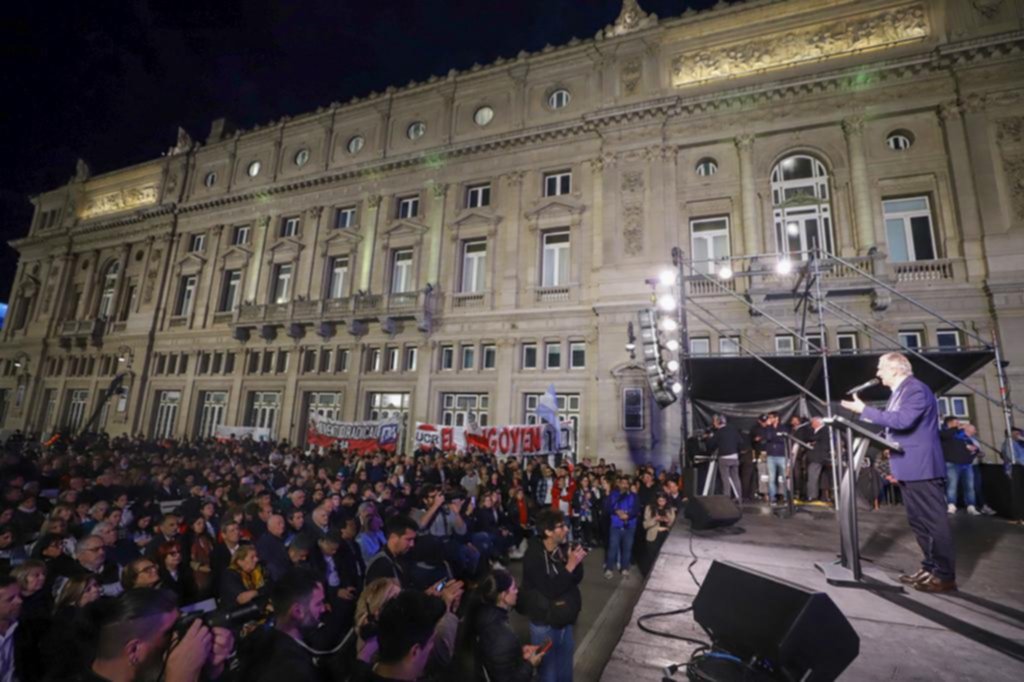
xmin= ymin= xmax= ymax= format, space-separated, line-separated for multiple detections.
xmin=347 ymin=135 xmax=365 ymax=155
xmin=203 ymin=171 xmax=217 ymax=188
xmin=294 ymin=148 xmax=310 ymax=167
xmin=473 ymin=106 xmax=495 ymax=127
xmin=407 ymin=121 xmax=426 ymax=140
xmin=247 ymin=160 xmax=262 ymax=177
xmin=548 ymin=89 xmax=571 ymax=110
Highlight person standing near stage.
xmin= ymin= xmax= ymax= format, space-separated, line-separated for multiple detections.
xmin=841 ymin=352 xmax=957 ymax=593
xmin=762 ymin=413 xmax=789 ymax=505
xmin=805 ymin=417 xmax=833 ymax=504
xmin=704 ymin=414 xmax=743 ymax=501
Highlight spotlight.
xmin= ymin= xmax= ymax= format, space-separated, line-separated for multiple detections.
xmin=786 ymin=222 xmax=800 ymax=236
xmin=666 ymin=339 xmax=680 ymax=352
xmin=625 ymin=342 xmax=636 ymax=353
xmin=667 ymin=359 xmax=680 ymax=372
xmin=658 ymin=269 xmax=676 ymax=286
xmin=776 ymin=258 xmax=793 ymax=275
xmin=657 ymin=294 xmax=676 ymax=312
xmin=13 ymin=362 xmax=21 ymax=369
xmin=660 ymin=318 xmax=678 ymax=332
xmin=718 ymin=264 xmax=733 ymax=280
xmin=671 ymin=381 xmax=683 ymax=394
xmin=117 ymin=356 xmax=126 ymax=363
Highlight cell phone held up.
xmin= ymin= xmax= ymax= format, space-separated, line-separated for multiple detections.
xmin=537 ymin=638 xmax=553 ymax=656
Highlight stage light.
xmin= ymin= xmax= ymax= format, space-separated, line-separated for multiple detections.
xmin=118 ymin=356 xmax=126 ymax=363
xmin=776 ymin=258 xmax=793 ymax=275
xmin=660 ymin=318 xmax=678 ymax=332
xmin=786 ymin=222 xmax=800 ymax=236
xmin=658 ymin=269 xmax=676 ymax=286
xmin=666 ymin=339 xmax=680 ymax=352
xmin=718 ymin=264 xmax=733 ymax=280
xmin=625 ymin=342 xmax=636 ymax=353
xmin=667 ymin=359 xmax=680 ymax=372
xmin=657 ymin=294 xmax=676 ymax=311
xmin=671 ymin=381 xmax=683 ymax=394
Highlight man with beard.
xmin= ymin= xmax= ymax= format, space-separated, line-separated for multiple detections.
xmin=242 ymin=568 xmax=329 ymax=682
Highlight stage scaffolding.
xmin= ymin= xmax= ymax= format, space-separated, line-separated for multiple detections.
xmin=670 ymin=247 xmax=1017 ymax=506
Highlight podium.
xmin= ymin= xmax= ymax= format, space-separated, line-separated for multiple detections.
xmin=816 ymin=415 xmax=904 ymax=591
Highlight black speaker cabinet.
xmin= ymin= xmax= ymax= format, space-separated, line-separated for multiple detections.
xmin=692 ymin=561 xmax=859 ymax=682
xmin=685 ymin=495 xmax=741 ymax=530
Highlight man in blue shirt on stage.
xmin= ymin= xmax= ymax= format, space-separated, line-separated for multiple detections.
xmin=841 ymin=352 xmax=957 ymax=593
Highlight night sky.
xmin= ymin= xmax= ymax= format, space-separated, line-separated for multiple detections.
xmin=0 ymin=0 xmax=719 ymax=301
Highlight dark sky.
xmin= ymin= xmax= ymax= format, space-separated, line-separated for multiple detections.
xmin=0 ymin=0 xmax=718 ymax=301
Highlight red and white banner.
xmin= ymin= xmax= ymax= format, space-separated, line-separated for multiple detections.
xmin=307 ymin=414 xmax=400 ymax=454
xmin=414 ymin=421 xmax=573 ymax=456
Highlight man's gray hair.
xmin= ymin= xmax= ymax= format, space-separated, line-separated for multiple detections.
xmin=880 ymin=352 xmax=913 ymax=376
xmin=713 ymin=413 xmax=726 ymax=424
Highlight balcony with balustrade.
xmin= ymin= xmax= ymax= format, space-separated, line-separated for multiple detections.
xmin=58 ymin=318 xmax=105 ymax=349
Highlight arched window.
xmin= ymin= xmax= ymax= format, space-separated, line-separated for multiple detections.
xmin=97 ymin=261 xmax=120 ymax=319
xmin=771 ymin=154 xmax=834 ymax=259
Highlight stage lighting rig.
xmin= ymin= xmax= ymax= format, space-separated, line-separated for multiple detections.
xmin=637 ymin=307 xmax=678 ymax=407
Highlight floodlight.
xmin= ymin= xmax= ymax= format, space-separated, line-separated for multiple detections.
xmin=657 ymin=294 xmax=676 ymax=311
xmin=659 ymin=269 xmax=676 ymax=286
xmin=776 ymin=258 xmax=793 ymax=275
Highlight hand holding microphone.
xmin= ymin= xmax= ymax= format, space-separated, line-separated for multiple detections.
xmin=840 ymin=377 xmax=879 ymax=415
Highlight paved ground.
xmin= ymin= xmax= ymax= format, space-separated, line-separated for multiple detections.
xmin=603 ymin=505 xmax=1024 ymax=681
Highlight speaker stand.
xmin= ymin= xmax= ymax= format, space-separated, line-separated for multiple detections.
xmin=815 ymin=559 xmax=904 ymax=592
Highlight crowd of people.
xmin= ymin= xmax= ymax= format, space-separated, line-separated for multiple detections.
xmin=0 ymin=430 xmax=686 ymax=682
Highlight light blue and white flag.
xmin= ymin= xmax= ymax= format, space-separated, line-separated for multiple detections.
xmin=537 ymin=384 xmax=561 ymax=451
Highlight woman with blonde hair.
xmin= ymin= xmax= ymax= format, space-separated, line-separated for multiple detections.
xmin=219 ymin=543 xmax=266 ymax=608
xmin=354 ymin=577 xmax=401 ymax=661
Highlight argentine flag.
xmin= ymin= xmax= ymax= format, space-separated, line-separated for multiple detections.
xmin=537 ymin=384 xmax=561 ymax=451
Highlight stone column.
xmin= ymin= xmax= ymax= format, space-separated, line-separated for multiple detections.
xmin=842 ymin=116 xmax=875 ymax=254
xmin=940 ymin=100 xmax=985 ymax=277
xmin=245 ymin=216 xmax=271 ymax=303
xmin=78 ymin=249 xmax=101 ymax=319
xmin=589 ymin=156 xmax=606 ymax=271
xmin=427 ymin=183 xmax=448 ymax=287
xmin=358 ymin=195 xmax=383 ymax=291
xmin=735 ymin=136 xmax=760 ymax=256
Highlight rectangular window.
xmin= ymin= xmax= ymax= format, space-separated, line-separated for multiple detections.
xmin=153 ymin=390 xmax=181 ymax=439
xmin=440 ymin=345 xmax=454 ymax=370
xmin=247 ymin=351 xmax=259 ymax=374
xmin=337 ymin=348 xmax=350 ymax=373
xmin=462 ymin=345 xmax=475 ymax=370
xmin=719 ymin=336 xmax=741 ymax=355
xmin=272 ymin=263 xmax=292 ymax=304
xmin=837 ymin=333 xmax=858 ymax=354
xmin=232 ymin=225 xmax=250 ymax=245
xmin=938 ymin=396 xmax=970 ymax=419
xmin=224 ymin=352 xmax=235 ymax=374
xmin=883 ymin=196 xmax=936 ymax=262
xmin=281 ymin=216 xmax=300 ymax=238
xmin=303 ymin=349 xmax=317 ymax=373
xmin=319 ymin=348 xmax=333 ymax=373
xmin=248 ymin=391 xmax=281 ymax=436
xmin=197 ymin=391 xmax=228 ymax=439
xmin=936 ymin=329 xmax=961 ymax=351
xmin=898 ymin=330 xmax=922 ymax=350
xmin=199 ymin=352 xmax=211 ymax=375
xmin=690 ymin=217 xmax=731 ymax=275
xmin=541 ymin=231 xmax=570 ymax=287
xmin=119 ymin=283 xmax=136 ymax=321
xmin=405 ymin=347 xmax=418 ymax=371
xmin=522 ymin=343 xmax=538 ymax=370
xmin=690 ymin=337 xmax=710 ymax=355
xmin=441 ymin=393 xmax=489 ymax=428
xmin=398 ymin=195 xmax=419 ymax=219
xmin=220 ymin=270 xmax=241 ymax=312
xmin=545 ymin=342 xmax=561 ymax=369
xmin=775 ymin=335 xmax=795 ymax=354
xmin=391 ymin=249 xmax=413 ymax=294
xmin=212 ymin=351 xmax=223 ymax=374
xmin=175 ymin=275 xmax=197 ymax=316
xmin=570 ymin=342 xmax=586 ymax=369
xmin=328 ymin=256 xmax=349 ymax=299
xmin=369 ymin=348 xmax=382 ymax=373
xmin=275 ymin=350 xmax=289 ymax=374
xmin=189 ymin=233 xmax=205 ymax=253
xmin=804 ymin=334 xmax=823 ymax=353
xmin=387 ymin=347 xmax=400 ymax=372
xmin=335 ymin=206 xmax=356 ymax=229
xmin=624 ymin=387 xmax=644 ymax=431
xmin=466 ymin=183 xmax=491 ymax=208
xmin=261 ymin=350 xmax=274 ymax=374
xmin=543 ymin=170 xmax=572 ymax=197
xmin=461 ymin=240 xmax=487 ymax=293
xmin=482 ymin=344 xmax=496 ymax=370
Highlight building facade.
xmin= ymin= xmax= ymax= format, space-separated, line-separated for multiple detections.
xmin=2 ymin=0 xmax=1024 ymax=468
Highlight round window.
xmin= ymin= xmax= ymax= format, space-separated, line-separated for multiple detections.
xmin=548 ymin=88 xmax=571 ymax=110
xmin=407 ymin=121 xmax=426 ymax=140
xmin=294 ymin=148 xmax=310 ymax=167
xmin=203 ymin=171 xmax=217 ymax=188
xmin=695 ymin=158 xmax=718 ymax=177
xmin=885 ymin=130 xmax=914 ymax=152
xmin=347 ymin=135 xmax=365 ymax=155
xmin=473 ymin=105 xmax=495 ymax=127
xmin=247 ymin=160 xmax=262 ymax=177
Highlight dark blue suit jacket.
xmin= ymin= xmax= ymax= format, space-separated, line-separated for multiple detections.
xmin=860 ymin=375 xmax=944 ymax=482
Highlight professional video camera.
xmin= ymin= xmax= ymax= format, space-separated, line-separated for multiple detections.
xmin=173 ymin=598 xmax=264 ymax=638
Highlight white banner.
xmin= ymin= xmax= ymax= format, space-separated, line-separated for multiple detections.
xmin=414 ymin=421 xmax=573 ymax=456
xmin=214 ymin=425 xmax=272 ymax=442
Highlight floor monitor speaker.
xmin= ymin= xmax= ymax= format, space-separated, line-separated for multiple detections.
xmin=685 ymin=495 xmax=741 ymax=530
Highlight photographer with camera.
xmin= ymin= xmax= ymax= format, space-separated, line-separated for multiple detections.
xmin=76 ymin=588 xmax=234 ymax=682
xmin=638 ymin=492 xmax=676 ymax=575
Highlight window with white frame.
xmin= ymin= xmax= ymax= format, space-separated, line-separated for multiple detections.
xmin=690 ymin=217 xmax=730 ymax=276
xmin=272 ymin=264 xmax=292 ymax=304
xmin=545 ymin=342 xmax=561 ymax=369
xmin=442 ymin=393 xmax=489 ymax=428
xmin=65 ymin=389 xmax=89 ymax=432
xmin=337 ymin=348 xmax=350 ymax=372
xmin=190 ymin=234 xmax=205 ymax=252
xmin=938 ymin=396 xmax=970 ymax=419
xmin=335 ymin=206 xmax=356 ymax=229
xmin=695 ymin=158 xmax=718 ymax=177
xmin=462 ymin=345 xmax=475 ymax=370
xmin=623 ymin=387 xmax=644 ymax=431
xmin=232 ymin=225 xmax=250 ymax=245
xmin=885 ymin=130 xmax=914 ymax=151
xmin=405 ymin=346 xmax=418 ymax=372
xmin=719 ymin=336 xmax=741 ymax=355
xmin=367 ymin=347 xmax=382 ymax=373
xmin=883 ymin=196 xmax=936 ymax=262
xmin=547 ymin=89 xmax=571 ymax=110
xmin=524 ymin=392 xmax=579 ymax=455
xmin=97 ymin=262 xmax=120 ymax=319
xmin=248 ymin=391 xmax=280 ymax=436
xmin=175 ymin=275 xmax=197 ymax=316
xmin=775 ymin=335 xmax=795 ymax=354
xmin=197 ymin=391 xmax=228 ymax=439
xmin=772 ymin=155 xmax=834 ymax=259
xmin=541 ymin=231 xmax=570 ymax=287
xmin=936 ymin=329 xmax=961 ymax=351
xmin=440 ymin=345 xmax=455 ymax=371
xmin=898 ymin=330 xmax=922 ymax=350
xmin=804 ymin=333 xmax=824 ymax=353
xmin=398 ymin=195 xmax=419 ymax=219
xmin=328 ymin=256 xmax=349 ymax=299
xmin=461 ymin=240 xmax=486 ymax=293
xmin=367 ymin=392 xmax=410 ymax=421
xmin=690 ymin=337 xmax=710 ymax=355
xmin=570 ymin=342 xmax=585 ymax=369
xmin=522 ymin=343 xmax=538 ymax=370
xmin=319 ymin=349 xmax=333 ymax=373
xmin=153 ymin=390 xmax=181 ymax=439
xmin=390 ymin=249 xmax=414 ymax=294
xmin=281 ymin=216 xmax=300 ymax=238
xmin=306 ymin=392 xmax=342 ymax=420
xmin=837 ymin=332 xmax=858 ymax=354
xmin=220 ymin=270 xmax=241 ymax=312
xmin=466 ymin=183 xmax=491 ymax=208
xmin=387 ymin=347 xmax=400 ymax=372
xmin=543 ymin=170 xmax=572 ymax=197
xmin=482 ymin=344 xmax=496 ymax=370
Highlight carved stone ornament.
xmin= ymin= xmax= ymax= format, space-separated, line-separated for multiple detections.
xmin=169 ymin=127 xmax=194 ymax=156
xmin=79 ymin=184 xmax=159 ymax=220
xmin=671 ymin=4 xmax=928 ymax=88
xmin=622 ymin=203 xmax=644 ymax=257
xmin=604 ymin=0 xmax=657 ymax=38
xmin=366 ymin=194 xmax=383 ymax=209
xmin=74 ymin=158 xmax=91 ymax=182
xmin=621 ymin=170 xmax=644 ymax=194
xmin=1003 ymin=156 xmax=1024 ymax=222
xmin=504 ymin=171 xmax=525 ymax=187
xmin=841 ymin=115 xmax=865 ymax=136
xmin=621 ymin=59 xmax=642 ymax=96
xmin=972 ymin=0 xmax=1004 ymax=19
xmin=431 ymin=183 xmax=449 ymax=199
xmin=996 ymin=117 xmax=1024 ymax=146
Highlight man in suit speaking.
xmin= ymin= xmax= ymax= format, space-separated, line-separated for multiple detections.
xmin=840 ymin=352 xmax=956 ymax=593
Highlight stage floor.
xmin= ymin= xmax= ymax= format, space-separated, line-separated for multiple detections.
xmin=603 ymin=505 xmax=1024 ymax=681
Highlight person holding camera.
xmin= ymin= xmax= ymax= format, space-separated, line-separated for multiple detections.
xmin=639 ymin=492 xmax=676 ymax=575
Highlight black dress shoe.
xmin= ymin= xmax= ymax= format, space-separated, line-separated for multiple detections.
xmin=914 ymin=576 xmax=957 ymax=593
xmin=898 ymin=569 xmax=931 ymax=585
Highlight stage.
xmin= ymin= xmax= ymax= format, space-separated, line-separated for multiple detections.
xmin=602 ymin=505 xmax=1024 ymax=681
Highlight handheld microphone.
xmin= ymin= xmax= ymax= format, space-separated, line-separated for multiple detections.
xmin=846 ymin=377 xmax=880 ymax=395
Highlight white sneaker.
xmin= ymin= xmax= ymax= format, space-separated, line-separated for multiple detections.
xmin=621 ymin=568 xmax=631 ymax=577
xmin=491 ymin=560 xmax=507 ymax=571
xmin=967 ymin=505 xmax=981 ymax=516
xmin=604 ymin=569 xmax=614 ymax=580
xmin=947 ymin=503 xmax=957 ymax=514
xmin=981 ymin=505 xmax=997 ymax=515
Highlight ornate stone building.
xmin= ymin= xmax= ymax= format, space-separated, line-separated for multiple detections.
xmin=2 ymin=0 xmax=1023 ymax=467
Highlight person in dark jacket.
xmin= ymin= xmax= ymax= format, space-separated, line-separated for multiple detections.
xmin=519 ymin=509 xmax=586 ymax=682
xmin=255 ymin=514 xmax=292 ymax=582
xmin=804 ymin=417 xmax=833 ymax=503
xmin=470 ymin=569 xmax=545 ymax=681
xmin=940 ymin=417 xmax=979 ymax=514
xmin=703 ymin=414 xmax=743 ymax=500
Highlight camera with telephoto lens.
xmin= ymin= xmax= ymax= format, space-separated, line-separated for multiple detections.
xmin=173 ymin=599 xmax=264 ymax=639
